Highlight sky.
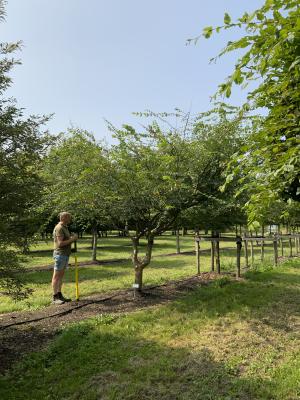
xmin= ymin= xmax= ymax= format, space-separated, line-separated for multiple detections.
xmin=0 ymin=0 xmax=265 ymax=143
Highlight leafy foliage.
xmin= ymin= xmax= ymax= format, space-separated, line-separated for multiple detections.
xmin=108 ymin=115 xmax=198 ymax=238
xmin=0 ymin=248 xmax=32 ymax=300
xmin=180 ymin=107 xmax=248 ymax=232
xmin=0 ymin=0 xmax=54 ymax=298
xmin=195 ymin=0 xmax=300 ymax=220
xmin=42 ymin=128 xmax=112 ymax=224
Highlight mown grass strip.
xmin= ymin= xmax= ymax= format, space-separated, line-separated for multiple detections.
xmin=0 ymin=259 xmax=299 ymax=400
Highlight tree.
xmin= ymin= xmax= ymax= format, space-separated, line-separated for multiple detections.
xmin=193 ymin=0 xmax=300 ymax=217
xmin=0 ymin=0 xmax=54 ymax=299
xmin=107 ymin=113 xmax=200 ymax=290
xmin=180 ymin=107 xmax=248 ymax=234
xmin=41 ymin=128 xmax=113 ymax=261
xmin=108 ymin=108 xmax=245 ymax=290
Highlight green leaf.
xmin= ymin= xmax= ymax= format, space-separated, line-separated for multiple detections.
xmin=219 ymin=184 xmax=226 ymax=193
xmin=260 ymin=59 xmax=267 ymax=74
xmin=203 ymin=26 xmax=213 ymax=39
xmin=224 ymin=13 xmax=231 ymax=25
xmin=256 ymin=11 xmax=264 ymax=21
xmin=225 ymin=173 xmax=234 ymax=184
xmin=242 ymin=103 xmax=250 ymax=112
xmin=265 ymin=0 xmax=274 ymax=8
xmin=232 ymin=69 xmax=244 ymax=84
xmin=225 ymin=85 xmax=232 ymax=98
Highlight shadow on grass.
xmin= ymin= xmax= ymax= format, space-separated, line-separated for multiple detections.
xmin=171 ymin=266 xmax=300 ymax=334
xmin=0 ymin=324 xmax=276 ymax=400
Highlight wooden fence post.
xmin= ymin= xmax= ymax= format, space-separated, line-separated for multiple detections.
xmin=281 ymin=238 xmax=284 ymax=257
xmin=289 ymin=237 xmax=293 ymax=257
xmin=273 ymin=239 xmax=278 ymax=266
xmin=236 ymin=238 xmax=242 ymax=278
xmin=261 ymin=225 xmax=265 ymax=261
xmin=195 ymin=238 xmax=200 ymax=274
xmin=250 ymin=240 xmax=254 ymax=266
xmin=244 ymin=239 xmax=249 ymax=268
xmin=216 ymin=238 xmax=221 ymax=274
xmin=211 ymin=241 xmax=215 ymax=272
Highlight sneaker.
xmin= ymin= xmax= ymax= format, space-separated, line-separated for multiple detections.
xmin=58 ymin=292 xmax=71 ymax=302
xmin=52 ymin=297 xmax=65 ymax=305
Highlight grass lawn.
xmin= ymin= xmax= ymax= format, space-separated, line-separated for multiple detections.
xmin=21 ymin=233 xmax=289 ymax=268
xmin=20 ymin=234 xmax=200 ymax=268
xmin=1 ymin=235 xmax=279 ymax=313
xmin=0 ymin=259 xmax=299 ymax=399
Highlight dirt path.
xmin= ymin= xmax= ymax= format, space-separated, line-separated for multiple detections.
xmin=0 ymin=272 xmax=223 ymax=374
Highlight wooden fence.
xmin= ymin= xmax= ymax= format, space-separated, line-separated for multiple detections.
xmin=195 ymin=234 xmax=300 ymax=278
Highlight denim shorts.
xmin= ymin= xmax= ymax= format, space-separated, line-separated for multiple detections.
xmin=53 ymin=254 xmax=69 ymax=271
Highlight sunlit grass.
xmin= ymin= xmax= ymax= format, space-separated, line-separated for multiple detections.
xmin=1 ymin=234 xmax=281 ymax=314
xmin=20 ymin=233 xmax=282 ymax=268
xmin=1 ymin=259 xmax=299 ymax=399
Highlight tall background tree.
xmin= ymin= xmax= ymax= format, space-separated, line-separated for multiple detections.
xmin=0 ymin=0 xmax=54 ymax=299
xmin=41 ymin=128 xmax=113 ymax=261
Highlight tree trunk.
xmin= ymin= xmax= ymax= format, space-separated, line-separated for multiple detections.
xmin=176 ymin=229 xmax=180 ymax=254
xmin=134 ymin=266 xmax=143 ymax=289
xmin=131 ymin=235 xmax=154 ymax=292
xmin=92 ymin=226 xmax=98 ymax=261
xmin=21 ymin=237 xmax=30 ymax=255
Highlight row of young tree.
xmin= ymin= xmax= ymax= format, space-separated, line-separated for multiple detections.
xmin=0 ymin=0 xmax=299 ymax=297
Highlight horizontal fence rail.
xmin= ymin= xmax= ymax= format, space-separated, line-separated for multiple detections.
xmin=194 ymin=234 xmax=300 ymax=278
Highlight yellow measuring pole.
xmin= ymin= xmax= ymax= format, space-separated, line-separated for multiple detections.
xmin=75 ymin=254 xmax=79 ymax=301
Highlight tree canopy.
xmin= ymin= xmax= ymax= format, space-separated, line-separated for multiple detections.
xmin=41 ymin=128 xmax=113 ymax=260
xmin=0 ymin=1 xmax=54 ymax=298
xmin=194 ymin=0 xmax=300 ymax=219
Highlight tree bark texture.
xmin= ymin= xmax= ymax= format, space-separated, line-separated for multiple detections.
xmin=92 ymin=226 xmax=98 ymax=261
xmin=132 ymin=235 xmax=154 ymax=291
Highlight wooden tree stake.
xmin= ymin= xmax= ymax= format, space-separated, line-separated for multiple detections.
xmin=273 ymin=240 xmax=278 ymax=266
xmin=195 ymin=238 xmax=200 ymax=274
xmin=236 ymin=238 xmax=242 ymax=278
xmin=211 ymin=241 xmax=215 ymax=272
